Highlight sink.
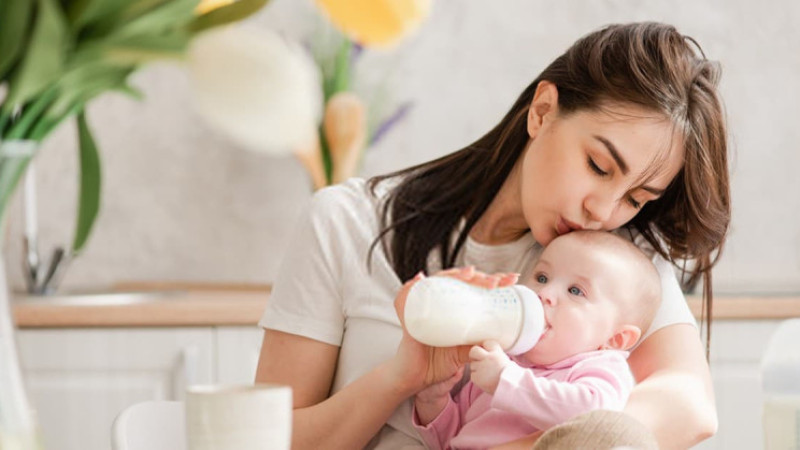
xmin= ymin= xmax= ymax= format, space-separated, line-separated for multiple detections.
xmin=13 ymin=290 xmax=186 ymax=306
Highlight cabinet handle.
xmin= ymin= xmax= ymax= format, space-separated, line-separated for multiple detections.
xmin=172 ymin=345 xmax=200 ymax=399
xmin=182 ymin=345 xmax=200 ymax=386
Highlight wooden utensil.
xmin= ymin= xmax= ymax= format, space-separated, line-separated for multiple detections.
xmin=323 ymin=92 xmax=366 ymax=184
xmin=293 ymin=133 xmax=327 ymax=191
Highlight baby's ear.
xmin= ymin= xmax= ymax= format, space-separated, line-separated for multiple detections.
xmin=603 ymin=325 xmax=642 ymax=351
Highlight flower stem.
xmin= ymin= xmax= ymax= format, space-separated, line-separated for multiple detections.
xmin=0 ymin=109 xmax=11 ymax=138
xmin=4 ymin=86 xmax=58 ymax=141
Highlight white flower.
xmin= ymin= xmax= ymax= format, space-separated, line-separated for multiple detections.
xmin=187 ymin=26 xmax=322 ymax=155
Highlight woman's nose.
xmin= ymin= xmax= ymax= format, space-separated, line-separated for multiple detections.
xmin=584 ymin=192 xmax=616 ymax=226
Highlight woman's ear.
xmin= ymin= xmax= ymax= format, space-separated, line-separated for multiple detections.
xmin=527 ymin=80 xmax=559 ymax=138
xmin=602 ymin=325 xmax=642 ymax=351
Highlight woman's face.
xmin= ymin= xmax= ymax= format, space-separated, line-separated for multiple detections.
xmin=519 ymin=82 xmax=684 ymax=247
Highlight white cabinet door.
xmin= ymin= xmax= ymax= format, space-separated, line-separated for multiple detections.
xmin=693 ymin=320 xmax=781 ymax=450
xmin=17 ymin=328 xmax=214 ymax=450
xmin=215 ymin=327 xmax=264 ymax=384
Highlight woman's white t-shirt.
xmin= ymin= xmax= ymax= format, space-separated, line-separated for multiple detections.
xmin=259 ymin=178 xmax=695 ymax=449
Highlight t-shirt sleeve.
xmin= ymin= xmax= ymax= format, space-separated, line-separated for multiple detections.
xmin=258 ymin=187 xmax=346 ymax=346
xmin=641 ymin=252 xmax=697 ymax=342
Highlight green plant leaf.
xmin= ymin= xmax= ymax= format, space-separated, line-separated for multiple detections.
xmin=0 ymin=0 xmax=34 ymax=80
xmin=66 ymin=0 xmax=129 ymax=31
xmin=71 ymin=33 xmax=191 ymax=71
xmin=111 ymin=0 xmax=199 ymax=40
xmin=4 ymin=0 xmax=70 ymax=109
xmin=331 ymin=39 xmax=351 ymax=97
xmin=114 ymin=83 xmax=145 ymax=100
xmin=43 ymin=62 xmax=133 ymax=124
xmin=105 ymin=32 xmax=192 ymax=64
xmin=112 ymin=0 xmax=178 ymax=26
xmin=72 ymin=111 xmax=101 ymax=253
xmin=188 ymin=0 xmax=270 ymax=33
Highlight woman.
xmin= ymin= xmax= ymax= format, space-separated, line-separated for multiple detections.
xmin=256 ymin=22 xmax=729 ymax=449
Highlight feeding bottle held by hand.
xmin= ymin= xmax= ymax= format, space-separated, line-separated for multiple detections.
xmin=404 ymin=276 xmax=545 ymax=355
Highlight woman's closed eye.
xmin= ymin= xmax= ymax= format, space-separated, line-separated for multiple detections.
xmin=627 ymin=195 xmax=642 ymax=209
xmin=587 ymin=157 xmax=609 ymax=177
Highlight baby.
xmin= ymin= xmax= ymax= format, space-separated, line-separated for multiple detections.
xmin=412 ymin=230 xmax=662 ymax=450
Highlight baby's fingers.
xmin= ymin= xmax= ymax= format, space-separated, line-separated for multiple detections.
xmin=482 ymin=340 xmax=503 ymax=353
xmin=469 ymin=345 xmax=488 ymax=361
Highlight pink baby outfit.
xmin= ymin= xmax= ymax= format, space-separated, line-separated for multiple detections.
xmin=412 ymin=350 xmax=633 ymax=450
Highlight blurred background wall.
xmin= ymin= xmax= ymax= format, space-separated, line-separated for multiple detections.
xmin=3 ymin=0 xmax=799 ymax=294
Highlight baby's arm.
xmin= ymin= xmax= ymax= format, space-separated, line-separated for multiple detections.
xmin=414 ymin=367 xmax=463 ymax=425
xmin=492 ymin=352 xmax=634 ymax=430
xmin=412 ymin=368 xmax=468 ymax=450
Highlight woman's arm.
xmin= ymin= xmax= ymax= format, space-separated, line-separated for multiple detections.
xmin=256 ymin=330 xmax=415 ymax=450
xmin=255 ymin=269 xmax=510 ymax=450
xmin=625 ymin=323 xmax=718 ymax=449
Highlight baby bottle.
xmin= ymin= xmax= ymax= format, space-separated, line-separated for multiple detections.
xmin=403 ymin=276 xmax=545 ymax=355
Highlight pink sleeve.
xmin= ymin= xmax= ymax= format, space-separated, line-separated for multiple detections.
xmin=412 ymin=383 xmax=477 ymax=450
xmin=491 ymin=353 xmax=634 ymax=430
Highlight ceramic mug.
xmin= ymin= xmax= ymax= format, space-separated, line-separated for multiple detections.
xmin=185 ymin=383 xmax=292 ymax=450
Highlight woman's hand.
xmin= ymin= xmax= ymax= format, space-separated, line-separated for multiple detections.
xmin=389 ymin=266 xmax=520 ymax=395
xmin=414 ymin=366 xmax=464 ymax=426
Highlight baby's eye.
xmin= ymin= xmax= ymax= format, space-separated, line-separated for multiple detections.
xmin=568 ymin=286 xmax=584 ymax=296
xmin=536 ymin=274 xmax=548 ymax=284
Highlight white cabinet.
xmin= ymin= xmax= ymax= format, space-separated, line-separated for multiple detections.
xmin=15 ymin=321 xmax=783 ymax=450
xmin=215 ymin=327 xmax=264 ymax=384
xmin=16 ymin=326 xmax=263 ymax=450
xmin=693 ymin=320 xmax=782 ymax=450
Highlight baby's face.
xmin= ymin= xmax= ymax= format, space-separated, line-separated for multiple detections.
xmin=520 ymin=235 xmax=632 ymax=366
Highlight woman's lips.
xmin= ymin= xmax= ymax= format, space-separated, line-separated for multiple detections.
xmin=556 ymin=217 xmax=582 ymax=235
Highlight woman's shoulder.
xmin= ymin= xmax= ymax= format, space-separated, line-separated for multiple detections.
xmin=301 ymin=178 xmax=398 ymax=244
xmin=308 ymin=178 xmax=375 ymax=216
xmin=309 ymin=177 xmax=400 ymax=221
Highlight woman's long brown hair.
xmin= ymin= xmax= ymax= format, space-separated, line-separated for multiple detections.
xmin=369 ymin=22 xmax=730 ymax=356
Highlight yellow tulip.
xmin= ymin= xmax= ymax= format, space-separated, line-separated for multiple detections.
xmin=196 ymin=0 xmax=235 ymax=15
xmin=316 ymin=0 xmax=431 ymax=47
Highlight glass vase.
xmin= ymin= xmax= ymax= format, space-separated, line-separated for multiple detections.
xmin=0 ymin=140 xmax=44 ymax=449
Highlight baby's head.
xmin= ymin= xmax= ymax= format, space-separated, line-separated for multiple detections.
xmin=520 ymin=230 xmax=661 ymax=366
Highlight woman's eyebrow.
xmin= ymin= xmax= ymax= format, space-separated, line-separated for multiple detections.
xmin=592 ymin=135 xmax=629 ymax=175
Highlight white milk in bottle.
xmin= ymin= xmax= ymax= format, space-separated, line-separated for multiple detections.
xmin=404 ymin=276 xmax=545 ymax=355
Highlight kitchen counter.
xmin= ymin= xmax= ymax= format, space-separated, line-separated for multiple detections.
xmin=11 ymin=285 xmax=800 ymax=328
xmin=12 ymin=284 xmax=271 ymax=328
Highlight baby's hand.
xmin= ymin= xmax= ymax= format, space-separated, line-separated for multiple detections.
xmin=469 ymin=340 xmax=512 ymax=394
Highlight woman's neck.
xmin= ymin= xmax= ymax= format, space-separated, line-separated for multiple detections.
xmin=469 ymin=160 xmax=530 ymax=245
